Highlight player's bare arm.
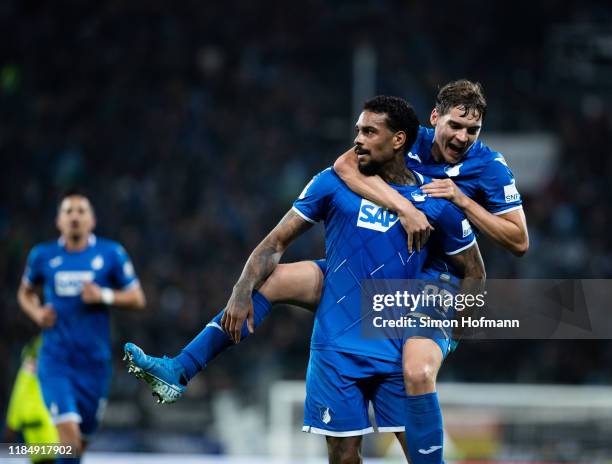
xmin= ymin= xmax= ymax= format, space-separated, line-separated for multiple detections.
xmin=333 ymin=147 xmax=433 ymax=253
xmin=422 ymin=177 xmax=529 ymax=256
xmin=81 ymin=281 xmax=146 ymax=310
xmin=221 ymin=209 xmax=313 ymax=343
xmin=17 ymin=281 xmax=56 ymax=329
xmin=447 ymin=241 xmax=486 ymax=340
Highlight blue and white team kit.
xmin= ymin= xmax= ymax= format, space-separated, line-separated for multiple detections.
xmin=293 ymin=167 xmax=476 ymax=436
xmin=22 ymin=235 xmax=139 ymax=436
xmin=297 ymin=126 xmax=523 ymax=436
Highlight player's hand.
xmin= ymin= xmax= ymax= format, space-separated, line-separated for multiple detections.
xmin=221 ymin=286 xmax=255 ymax=344
xmin=397 ymin=204 xmax=434 ymax=253
xmin=421 ymin=179 xmax=469 ymax=209
xmin=35 ymin=304 xmax=56 ymax=329
xmin=81 ymin=281 xmax=102 ymax=304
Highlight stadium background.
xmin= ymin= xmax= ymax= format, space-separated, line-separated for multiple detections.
xmin=1 ymin=0 xmax=612 ymax=461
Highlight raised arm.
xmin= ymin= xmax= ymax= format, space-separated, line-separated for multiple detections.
xmin=221 ymin=209 xmax=313 ymax=342
xmin=333 ymin=148 xmax=433 ymax=252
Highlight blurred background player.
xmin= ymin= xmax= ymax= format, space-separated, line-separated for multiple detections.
xmin=17 ymin=189 xmax=146 ymax=463
xmin=3 ymin=336 xmax=58 ymax=464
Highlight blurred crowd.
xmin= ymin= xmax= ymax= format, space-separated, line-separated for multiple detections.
xmin=2 ymin=0 xmax=612 ymax=437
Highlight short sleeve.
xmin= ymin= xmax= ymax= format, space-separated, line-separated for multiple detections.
xmin=22 ymin=246 xmax=44 ymax=286
xmin=110 ymin=243 xmax=139 ymax=290
xmin=292 ymin=167 xmax=340 ymax=223
xmin=480 ymin=155 xmax=523 ymax=215
xmin=434 ymin=203 xmax=476 ymax=255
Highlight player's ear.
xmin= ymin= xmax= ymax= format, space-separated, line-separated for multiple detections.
xmin=394 ymin=131 xmax=406 ymax=151
xmin=430 ymin=108 xmax=439 ymax=127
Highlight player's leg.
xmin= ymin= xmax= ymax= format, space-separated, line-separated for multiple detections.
xmin=176 ymin=260 xmax=324 ymax=377
xmin=73 ymin=362 xmax=110 ymax=459
xmin=125 ymin=260 xmax=325 ymax=403
xmin=37 ymin=360 xmax=84 ymax=462
xmin=303 ymin=350 xmax=373 ymax=463
xmin=394 ymin=432 xmax=410 ymax=462
xmin=55 ymin=421 xmax=83 ymax=461
xmin=258 ymin=259 xmax=324 ymax=309
xmin=326 ymin=436 xmax=363 ymax=464
xmin=367 ymin=358 xmax=410 ymax=462
xmin=402 ymin=337 xmax=446 ymax=464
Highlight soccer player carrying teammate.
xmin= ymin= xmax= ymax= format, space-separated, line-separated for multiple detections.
xmin=333 ymin=79 xmax=528 ymax=258
xmin=17 ymin=190 xmax=146 ymax=463
xmin=126 ymin=96 xmax=485 ymax=463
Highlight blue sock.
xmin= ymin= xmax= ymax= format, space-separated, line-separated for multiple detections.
xmin=175 ymin=290 xmax=272 ymax=381
xmin=404 ymin=392 xmax=444 ymax=463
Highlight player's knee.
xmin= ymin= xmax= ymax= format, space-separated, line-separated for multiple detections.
xmin=56 ymin=423 xmax=83 ymax=456
xmin=330 ymin=447 xmax=361 ymax=464
xmin=327 ymin=436 xmax=362 ymax=464
xmin=403 ymin=362 xmax=436 ymax=394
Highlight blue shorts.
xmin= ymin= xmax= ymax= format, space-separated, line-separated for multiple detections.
xmin=312 ymin=259 xmax=455 ymax=356
xmin=303 ymin=349 xmax=406 ymax=436
xmin=37 ymin=353 xmax=111 ymax=437
xmin=411 ymin=269 xmax=462 ymax=355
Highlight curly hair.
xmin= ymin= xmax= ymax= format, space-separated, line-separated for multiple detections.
xmin=363 ymin=95 xmax=419 ymax=153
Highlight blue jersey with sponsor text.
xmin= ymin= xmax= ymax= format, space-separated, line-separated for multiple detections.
xmin=293 ymin=168 xmax=475 ymax=362
xmin=407 ymin=125 xmax=522 ymax=274
xmin=22 ymin=235 xmax=139 ymax=362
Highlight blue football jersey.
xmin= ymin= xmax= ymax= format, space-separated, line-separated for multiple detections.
xmin=407 ymin=126 xmax=522 ymax=215
xmin=293 ymin=168 xmax=475 ymax=362
xmin=22 ymin=235 xmax=139 ymax=362
xmin=407 ymin=126 xmax=522 ymax=275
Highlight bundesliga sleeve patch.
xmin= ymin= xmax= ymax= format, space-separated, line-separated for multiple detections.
xmin=461 ymin=219 xmax=472 ymax=238
xmin=503 ymin=183 xmax=520 ymax=203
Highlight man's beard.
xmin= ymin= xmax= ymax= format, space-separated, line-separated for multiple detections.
xmin=358 ymin=159 xmax=382 ymax=176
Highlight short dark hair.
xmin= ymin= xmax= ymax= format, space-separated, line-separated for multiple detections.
xmin=363 ymin=95 xmax=419 ymax=153
xmin=435 ymin=79 xmax=487 ymax=120
xmin=57 ymin=188 xmax=94 ymax=212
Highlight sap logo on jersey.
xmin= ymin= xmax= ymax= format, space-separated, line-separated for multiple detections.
xmin=504 ymin=182 xmax=520 ymax=203
xmin=55 ymin=271 xmax=94 ymax=296
xmin=357 ymin=199 xmax=399 ymax=232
